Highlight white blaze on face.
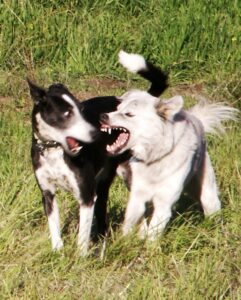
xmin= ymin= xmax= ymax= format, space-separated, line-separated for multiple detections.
xmin=36 ymin=94 xmax=95 ymax=155
xmin=61 ymin=94 xmax=95 ymax=142
xmin=36 ymin=113 xmax=65 ymax=143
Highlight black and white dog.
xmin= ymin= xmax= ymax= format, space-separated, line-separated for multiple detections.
xmin=29 ymin=81 xmax=122 ymax=255
xmin=101 ymin=52 xmax=239 ymax=240
xmin=28 ymin=51 xmax=168 ymax=255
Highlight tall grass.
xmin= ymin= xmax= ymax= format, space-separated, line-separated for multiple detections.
xmin=0 ymin=1 xmax=240 ymax=299
xmin=0 ymin=0 xmax=240 ymax=87
xmin=0 ymin=88 xmax=240 ymax=299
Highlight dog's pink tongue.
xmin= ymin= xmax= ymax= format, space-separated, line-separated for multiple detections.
xmin=66 ymin=137 xmax=78 ymax=149
xmin=107 ymin=132 xmax=129 ymax=153
xmin=118 ymin=132 xmax=128 ymax=144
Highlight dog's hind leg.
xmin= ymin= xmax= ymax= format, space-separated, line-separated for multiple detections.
xmin=197 ymin=152 xmax=221 ymax=216
xmin=42 ymin=190 xmax=63 ymax=250
xmin=187 ymin=152 xmax=221 ymax=216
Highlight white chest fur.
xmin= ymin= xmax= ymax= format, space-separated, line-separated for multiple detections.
xmin=35 ymin=147 xmax=80 ymax=199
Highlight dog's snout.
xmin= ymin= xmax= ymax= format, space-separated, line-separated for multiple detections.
xmin=100 ymin=113 xmax=109 ymax=123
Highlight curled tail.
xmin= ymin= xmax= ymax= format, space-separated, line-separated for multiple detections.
xmin=188 ymin=99 xmax=239 ymax=134
xmin=118 ymin=50 xmax=168 ymax=97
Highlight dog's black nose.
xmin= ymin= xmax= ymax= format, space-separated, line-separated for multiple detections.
xmin=100 ymin=113 xmax=109 ymax=123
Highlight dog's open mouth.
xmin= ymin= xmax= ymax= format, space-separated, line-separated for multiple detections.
xmin=66 ymin=137 xmax=83 ymax=155
xmin=100 ymin=125 xmax=130 ymax=154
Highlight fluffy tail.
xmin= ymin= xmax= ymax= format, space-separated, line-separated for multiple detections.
xmin=118 ymin=50 xmax=168 ymax=97
xmin=188 ymin=98 xmax=239 ymax=134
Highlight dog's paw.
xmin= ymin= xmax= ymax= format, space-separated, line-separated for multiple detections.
xmin=138 ymin=219 xmax=148 ymax=239
xmin=52 ymin=239 xmax=64 ymax=250
xmin=122 ymin=223 xmax=133 ymax=236
xmin=77 ymin=240 xmax=89 ymax=257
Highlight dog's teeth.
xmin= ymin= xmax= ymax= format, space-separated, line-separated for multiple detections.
xmin=71 ymin=146 xmax=83 ymax=154
xmin=108 ymin=128 xmax=112 ymax=134
xmin=107 ymin=144 xmax=114 ymax=152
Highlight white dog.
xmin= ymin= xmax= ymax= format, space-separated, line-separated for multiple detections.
xmin=100 ymin=52 xmax=238 ymax=239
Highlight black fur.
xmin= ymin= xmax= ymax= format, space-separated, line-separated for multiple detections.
xmin=42 ymin=190 xmax=54 ymax=216
xmin=138 ymin=61 xmax=168 ymax=97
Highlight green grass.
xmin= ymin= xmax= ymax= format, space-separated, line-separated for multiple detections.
xmin=0 ymin=0 xmax=241 ymax=94
xmin=0 ymin=1 xmax=240 ymax=299
xmin=0 ymin=82 xmax=240 ymax=299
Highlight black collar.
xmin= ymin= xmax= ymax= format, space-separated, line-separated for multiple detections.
xmin=34 ymin=135 xmax=61 ymax=154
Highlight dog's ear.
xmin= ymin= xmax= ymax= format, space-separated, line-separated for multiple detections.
xmin=156 ymin=95 xmax=183 ymax=120
xmin=27 ymin=78 xmax=46 ymax=104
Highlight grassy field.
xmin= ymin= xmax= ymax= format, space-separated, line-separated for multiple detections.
xmin=0 ymin=1 xmax=240 ymax=299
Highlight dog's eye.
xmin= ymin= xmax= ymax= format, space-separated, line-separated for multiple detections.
xmin=63 ymin=110 xmax=73 ymax=118
xmin=125 ymin=112 xmax=134 ymax=117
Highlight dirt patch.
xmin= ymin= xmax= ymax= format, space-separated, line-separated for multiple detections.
xmin=1 ymin=80 xmax=209 ymax=114
xmin=169 ymin=83 xmax=204 ymax=97
xmin=75 ymin=78 xmax=206 ymax=101
xmin=85 ymin=77 xmax=126 ymax=91
xmin=75 ymin=77 xmax=127 ymax=101
xmin=75 ymin=91 xmax=99 ymax=101
xmin=76 ymin=78 xmax=206 ymax=101
xmin=0 ymin=96 xmax=12 ymax=105
xmin=0 ymin=96 xmax=14 ymax=111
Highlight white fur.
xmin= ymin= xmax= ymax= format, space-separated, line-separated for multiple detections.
xmin=48 ymin=198 xmax=63 ymax=250
xmin=119 ymin=50 xmax=147 ymax=73
xmin=35 ymin=147 xmax=81 ymax=198
xmin=78 ymin=201 xmax=95 ymax=256
xmin=197 ymin=152 xmax=221 ymax=215
xmin=188 ymin=99 xmax=239 ymax=134
xmin=107 ymin=91 xmax=238 ymax=239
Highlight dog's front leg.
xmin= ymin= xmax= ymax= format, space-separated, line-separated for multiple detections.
xmin=147 ymin=184 xmax=183 ymax=240
xmin=77 ymin=199 xmax=95 ymax=256
xmin=42 ymin=190 xmax=63 ymax=250
xmin=147 ymin=198 xmax=172 ymax=241
xmin=122 ymin=189 xmax=147 ymax=236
